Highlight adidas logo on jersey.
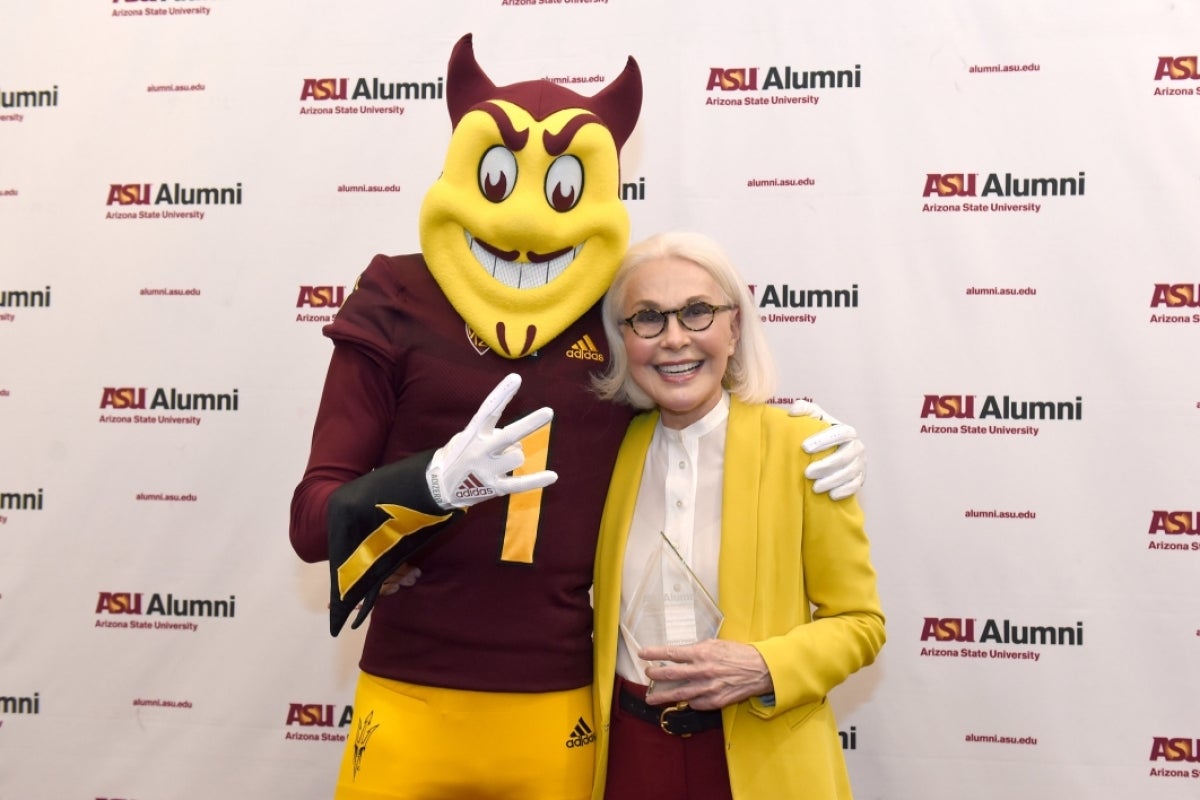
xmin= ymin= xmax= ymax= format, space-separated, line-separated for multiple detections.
xmin=566 ymin=335 xmax=604 ymax=362
xmin=452 ymin=472 xmax=494 ymax=501
xmin=565 ymin=716 xmax=596 ymax=748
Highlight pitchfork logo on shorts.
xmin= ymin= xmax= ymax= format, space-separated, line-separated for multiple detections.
xmin=354 ymin=711 xmax=380 ymax=779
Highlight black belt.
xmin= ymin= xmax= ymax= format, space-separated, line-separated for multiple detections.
xmin=618 ymin=684 xmax=722 ymax=737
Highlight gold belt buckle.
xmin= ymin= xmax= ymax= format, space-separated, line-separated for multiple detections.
xmin=659 ymin=702 xmax=691 ymax=737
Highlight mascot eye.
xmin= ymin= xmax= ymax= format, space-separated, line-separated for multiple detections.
xmin=479 ymin=146 xmax=518 ymax=203
xmin=544 ymin=155 xmax=583 ymax=212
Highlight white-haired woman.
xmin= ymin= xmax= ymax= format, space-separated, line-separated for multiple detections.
xmin=590 ymin=231 xmax=885 ymax=800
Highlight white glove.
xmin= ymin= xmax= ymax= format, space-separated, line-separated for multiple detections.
xmin=789 ymin=399 xmax=866 ymax=501
xmin=426 ymin=374 xmax=558 ymax=510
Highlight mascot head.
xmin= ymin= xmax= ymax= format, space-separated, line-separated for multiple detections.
xmin=419 ymin=33 xmax=642 ymax=358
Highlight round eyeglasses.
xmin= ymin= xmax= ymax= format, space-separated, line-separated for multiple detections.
xmin=621 ymin=302 xmax=735 ymax=339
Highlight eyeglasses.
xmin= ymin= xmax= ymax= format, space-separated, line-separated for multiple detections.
xmin=621 ymin=302 xmax=735 ymax=339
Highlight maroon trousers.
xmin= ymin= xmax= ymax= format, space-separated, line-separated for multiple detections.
xmin=603 ymin=677 xmax=734 ymax=800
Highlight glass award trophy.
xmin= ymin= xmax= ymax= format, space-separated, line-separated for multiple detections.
xmin=620 ymin=532 xmax=723 ymax=692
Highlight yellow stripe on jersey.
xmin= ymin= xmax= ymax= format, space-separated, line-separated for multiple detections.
xmin=501 ymin=422 xmax=552 ymax=563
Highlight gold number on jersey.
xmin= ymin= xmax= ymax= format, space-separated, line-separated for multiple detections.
xmin=500 ymin=422 xmax=551 ymax=563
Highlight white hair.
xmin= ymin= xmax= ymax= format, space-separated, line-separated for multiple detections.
xmin=592 ymin=231 xmax=777 ymax=408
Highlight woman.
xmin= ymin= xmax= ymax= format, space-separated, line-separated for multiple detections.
xmin=591 ymin=232 xmax=885 ymax=800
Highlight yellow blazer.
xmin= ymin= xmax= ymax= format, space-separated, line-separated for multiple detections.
xmin=592 ymin=398 xmax=885 ymax=799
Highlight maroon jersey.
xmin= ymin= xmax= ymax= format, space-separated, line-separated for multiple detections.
xmin=291 ymin=253 xmax=633 ymax=692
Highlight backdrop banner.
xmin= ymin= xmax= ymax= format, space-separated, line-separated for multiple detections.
xmin=2 ymin=2 xmax=1199 ymax=798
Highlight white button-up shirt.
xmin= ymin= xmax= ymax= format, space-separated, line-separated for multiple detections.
xmin=616 ymin=393 xmax=728 ymax=684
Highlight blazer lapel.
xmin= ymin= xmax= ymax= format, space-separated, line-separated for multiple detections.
xmin=717 ymin=398 xmax=762 ymax=645
xmin=594 ymin=411 xmax=658 ymax=720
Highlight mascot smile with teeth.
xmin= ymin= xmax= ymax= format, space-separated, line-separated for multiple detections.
xmin=290 ymin=33 xmax=865 ymax=800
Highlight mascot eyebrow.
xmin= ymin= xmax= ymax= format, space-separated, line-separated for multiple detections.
xmin=474 ymin=101 xmax=603 ymax=157
xmin=476 ymin=101 xmax=530 ymax=151
xmin=543 ymin=113 xmax=603 ymax=156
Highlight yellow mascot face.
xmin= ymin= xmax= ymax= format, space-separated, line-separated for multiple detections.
xmin=419 ymin=35 xmax=642 ymax=358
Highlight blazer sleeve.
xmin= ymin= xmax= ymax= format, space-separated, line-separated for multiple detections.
xmin=745 ymin=416 xmax=885 ymax=719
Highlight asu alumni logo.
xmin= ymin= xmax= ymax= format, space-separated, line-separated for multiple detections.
xmin=101 ymin=385 xmax=239 ymax=410
xmin=298 ymin=74 xmax=442 ymax=117
xmin=921 ymin=171 xmax=1085 ymax=214
xmin=1149 ymin=283 xmax=1200 ymax=324
xmin=285 ymin=702 xmax=354 ymax=743
xmin=919 ymin=615 xmax=1084 ymax=663
xmin=99 ymin=385 xmax=240 ymax=426
xmin=918 ymin=393 xmax=1082 ymax=437
xmin=1148 ymin=736 xmax=1200 ymax=779
xmin=1150 ymin=736 xmax=1200 ymax=763
xmin=105 ymin=181 xmax=241 ymax=221
xmin=705 ymin=61 xmax=861 ymax=108
xmin=95 ymin=590 xmax=235 ymax=632
xmin=1153 ymin=55 xmax=1199 ymax=97
xmin=1147 ymin=510 xmax=1200 ymax=552
xmin=297 ymin=285 xmax=346 ymax=323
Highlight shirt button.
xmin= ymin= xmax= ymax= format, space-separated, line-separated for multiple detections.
xmin=678 ymin=461 xmax=686 ymax=469
xmin=675 ymin=500 xmax=683 ymax=508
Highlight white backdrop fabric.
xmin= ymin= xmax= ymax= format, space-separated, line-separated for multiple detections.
xmin=2 ymin=1 xmax=1199 ymax=798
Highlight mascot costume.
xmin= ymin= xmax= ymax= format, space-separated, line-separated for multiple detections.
xmin=290 ymin=33 xmax=865 ymax=800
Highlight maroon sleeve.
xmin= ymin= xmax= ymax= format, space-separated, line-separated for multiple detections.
xmin=289 ymin=346 xmax=398 ymax=563
xmin=288 ymin=256 xmax=402 ymax=564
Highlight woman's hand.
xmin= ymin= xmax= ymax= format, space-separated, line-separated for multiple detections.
xmin=640 ymin=639 xmax=773 ymax=711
